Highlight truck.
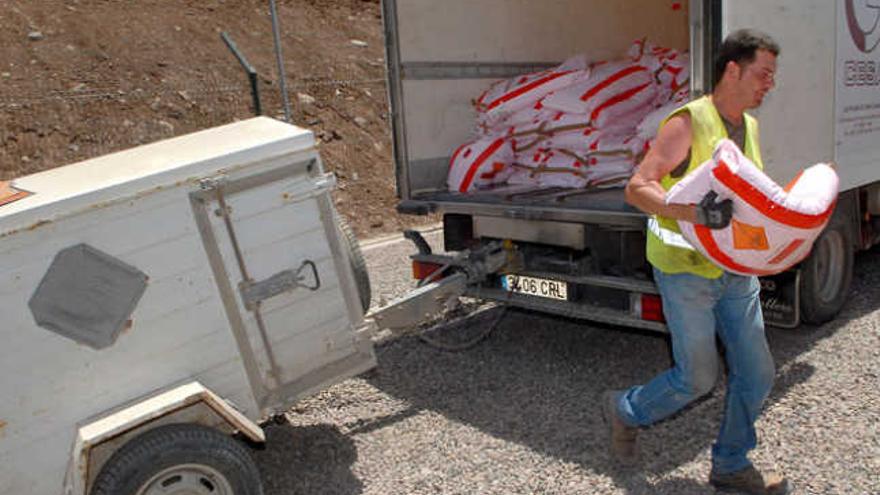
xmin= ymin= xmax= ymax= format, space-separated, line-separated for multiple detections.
xmin=381 ymin=0 xmax=880 ymax=330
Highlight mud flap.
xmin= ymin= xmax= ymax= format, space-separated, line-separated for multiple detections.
xmin=760 ymin=270 xmax=800 ymax=329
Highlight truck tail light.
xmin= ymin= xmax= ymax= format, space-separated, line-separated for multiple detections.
xmin=412 ymin=260 xmax=444 ymax=281
xmin=640 ymin=293 xmax=665 ymax=322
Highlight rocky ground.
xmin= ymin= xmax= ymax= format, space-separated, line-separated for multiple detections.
xmin=251 ymin=233 xmax=880 ymax=495
xmin=0 ymin=0 xmax=437 ymax=237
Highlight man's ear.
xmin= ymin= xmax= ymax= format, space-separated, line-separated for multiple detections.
xmin=725 ymin=60 xmax=741 ymax=81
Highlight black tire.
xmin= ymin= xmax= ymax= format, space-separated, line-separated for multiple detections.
xmin=800 ymin=219 xmax=854 ymax=325
xmin=337 ymin=216 xmax=371 ymax=314
xmin=91 ymin=423 xmax=263 ymax=495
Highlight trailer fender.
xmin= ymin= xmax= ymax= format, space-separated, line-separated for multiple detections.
xmin=62 ymin=381 xmax=264 ymax=495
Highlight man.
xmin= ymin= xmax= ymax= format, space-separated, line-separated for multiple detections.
xmin=611 ymin=29 xmax=790 ymax=495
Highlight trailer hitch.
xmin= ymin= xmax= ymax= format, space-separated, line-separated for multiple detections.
xmin=369 ymin=241 xmax=509 ymax=332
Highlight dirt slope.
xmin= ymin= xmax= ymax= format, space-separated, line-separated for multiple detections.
xmin=0 ymin=0 xmax=437 ymax=236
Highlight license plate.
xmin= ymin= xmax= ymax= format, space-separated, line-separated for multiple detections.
xmin=502 ymin=274 xmax=568 ymax=301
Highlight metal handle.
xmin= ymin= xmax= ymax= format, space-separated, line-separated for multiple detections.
xmin=239 ymin=259 xmax=322 ymax=309
xmin=295 ymin=259 xmax=321 ymax=291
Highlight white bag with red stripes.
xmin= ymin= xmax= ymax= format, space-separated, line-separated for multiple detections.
xmin=477 ymin=99 xmax=558 ymax=138
xmin=550 ymin=131 xmax=645 ymax=163
xmin=584 ymin=158 xmax=638 ymax=188
xmin=474 ymin=68 xmax=587 ymax=129
xmin=511 ymin=154 xmax=590 ymax=188
xmin=629 ymin=39 xmax=690 ymax=104
xmin=509 ymin=114 xmax=634 ymax=155
xmin=447 ymin=137 xmax=516 ymax=193
xmin=637 ymin=91 xmax=690 ymax=147
xmin=458 ymin=41 xmax=692 ymax=192
xmin=665 ymin=139 xmax=839 ymax=276
xmin=510 ymin=110 xmax=593 ymax=138
xmin=509 ymin=154 xmax=635 ymax=189
xmin=542 ymin=60 xmax=657 ymax=127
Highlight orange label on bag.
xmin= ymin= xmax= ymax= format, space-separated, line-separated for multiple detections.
xmin=731 ymin=219 xmax=770 ymax=251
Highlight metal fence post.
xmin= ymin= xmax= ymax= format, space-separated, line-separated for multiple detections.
xmin=268 ymin=0 xmax=293 ymax=123
xmin=221 ymin=32 xmax=263 ymax=117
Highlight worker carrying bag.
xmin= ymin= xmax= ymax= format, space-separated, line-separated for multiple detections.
xmin=666 ymin=139 xmax=839 ymax=276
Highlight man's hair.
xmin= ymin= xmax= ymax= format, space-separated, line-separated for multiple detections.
xmin=713 ymin=29 xmax=780 ymax=86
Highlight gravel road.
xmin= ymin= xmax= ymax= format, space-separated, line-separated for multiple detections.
xmin=252 ymin=230 xmax=880 ymax=495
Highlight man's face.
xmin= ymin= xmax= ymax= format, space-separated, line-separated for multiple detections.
xmin=733 ymin=49 xmax=778 ymax=109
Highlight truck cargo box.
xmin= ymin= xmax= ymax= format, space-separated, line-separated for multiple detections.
xmin=384 ymin=0 xmax=691 ymax=226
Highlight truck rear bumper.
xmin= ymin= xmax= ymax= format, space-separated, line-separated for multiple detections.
xmin=467 ymin=285 xmax=668 ymax=333
xmin=411 ymin=251 xmax=668 ymax=332
xmin=412 ymin=254 xmax=800 ymax=331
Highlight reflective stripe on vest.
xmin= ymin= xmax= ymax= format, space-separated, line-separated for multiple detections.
xmin=647 ymin=217 xmax=695 ymax=251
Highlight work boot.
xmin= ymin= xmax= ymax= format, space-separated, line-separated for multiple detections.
xmin=602 ymin=390 xmax=639 ymax=465
xmin=709 ymin=465 xmax=792 ymax=494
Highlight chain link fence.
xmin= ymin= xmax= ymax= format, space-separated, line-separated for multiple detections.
xmin=0 ymin=66 xmax=391 ymax=180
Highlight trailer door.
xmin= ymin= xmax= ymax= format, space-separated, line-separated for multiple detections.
xmin=191 ymin=159 xmax=376 ymax=412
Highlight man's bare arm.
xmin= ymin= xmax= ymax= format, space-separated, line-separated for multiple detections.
xmin=625 ymin=114 xmax=698 ymax=223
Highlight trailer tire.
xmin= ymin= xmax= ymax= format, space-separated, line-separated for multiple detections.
xmin=90 ymin=423 xmax=262 ymax=495
xmin=800 ymin=219 xmax=853 ymax=325
xmin=337 ymin=216 xmax=371 ymax=313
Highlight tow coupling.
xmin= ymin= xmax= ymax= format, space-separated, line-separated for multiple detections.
xmin=369 ymin=234 xmax=510 ymax=333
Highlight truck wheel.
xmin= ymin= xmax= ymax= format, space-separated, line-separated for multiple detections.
xmin=90 ymin=424 xmax=263 ymax=495
xmin=800 ymin=220 xmax=853 ymax=325
xmin=337 ymin=216 xmax=371 ymax=313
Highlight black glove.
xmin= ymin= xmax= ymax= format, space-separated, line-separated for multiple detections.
xmin=695 ymin=191 xmax=733 ymax=229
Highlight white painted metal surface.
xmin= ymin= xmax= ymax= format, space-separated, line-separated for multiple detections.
xmin=722 ymin=0 xmax=839 ymax=187
xmin=0 ymin=117 xmax=376 ymax=495
xmin=834 ymin=0 xmax=880 ymax=189
xmin=396 ymin=0 xmax=690 ymax=63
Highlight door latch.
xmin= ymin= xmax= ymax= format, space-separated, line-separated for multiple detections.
xmin=239 ymin=260 xmax=321 ymax=310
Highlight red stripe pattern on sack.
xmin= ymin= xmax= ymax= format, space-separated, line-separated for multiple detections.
xmin=712 ymin=160 xmax=836 ymax=229
xmin=579 ymin=65 xmax=647 ymax=102
xmin=590 ymin=82 xmax=652 ymax=121
xmin=459 ymin=138 xmax=505 ymax=192
xmin=768 ymin=238 xmax=805 ymax=265
xmin=485 ymin=71 xmax=575 ymax=111
xmin=694 ymin=225 xmax=775 ymax=276
xmin=449 ymin=142 xmax=469 ymax=170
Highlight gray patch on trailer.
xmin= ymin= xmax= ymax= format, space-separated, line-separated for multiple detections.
xmin=29 ymin=243 xmax=148 ymax=350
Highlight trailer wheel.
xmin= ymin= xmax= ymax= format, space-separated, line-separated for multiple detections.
xmin=337 ymin=216 xmax=371 ymax=313
xmin=800 ymin=219 xmax=853 ymax=325
xmin=90 ymin=424 xmax=263 ymax=495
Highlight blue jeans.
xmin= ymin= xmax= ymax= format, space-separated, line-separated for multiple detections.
xmin=617 ymin=268 xmax=776 ymax=474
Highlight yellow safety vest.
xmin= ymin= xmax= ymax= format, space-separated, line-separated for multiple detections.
xmin=646 ymin=96 xmax=764 ymax=278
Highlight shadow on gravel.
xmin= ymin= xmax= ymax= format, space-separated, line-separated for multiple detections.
xmin=365 ymin=247 xmax=880 ymax=494
xmin=252 ymin=423 xmax=362 ymax=495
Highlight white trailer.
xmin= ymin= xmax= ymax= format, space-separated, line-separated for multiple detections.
xmin=382 ymin=0 xmax=880 ymax=329
xmin=0 ymin=117 xmax=377 ymax=495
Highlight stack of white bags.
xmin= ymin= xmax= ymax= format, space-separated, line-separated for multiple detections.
xmin=448 ymin=40 xmax=691 ymax=193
